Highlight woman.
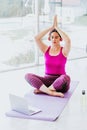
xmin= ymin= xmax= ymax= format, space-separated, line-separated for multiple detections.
xmin=25 ymin=15 xmax=71 ymax=97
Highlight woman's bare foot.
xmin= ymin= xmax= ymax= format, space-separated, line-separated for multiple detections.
xmin=48 ymin=86 xmax=64 ymax=97
xmin=34 ymin=89 xmax=44 ymax=94
xmin=34 ymin=89 xmax=64 ymax=97
xmin=49 ymin=91 xmax=64 ymax=98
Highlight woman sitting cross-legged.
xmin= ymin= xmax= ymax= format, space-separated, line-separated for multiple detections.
xmin=25 ymin=15 xmax=71 ymax=98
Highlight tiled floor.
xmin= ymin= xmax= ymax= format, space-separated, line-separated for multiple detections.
xmin=0 ymin=58 xmax=87 ymax=130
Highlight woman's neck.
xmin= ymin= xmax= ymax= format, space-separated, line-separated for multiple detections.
xmin=51 ymin=44 xmax=61 ymax=51
xmin=49 ymin=44 xmax=61 ymax=56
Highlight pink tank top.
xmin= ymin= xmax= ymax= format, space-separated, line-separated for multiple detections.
xmin=44 ymin=46 xmax=67 ymax=75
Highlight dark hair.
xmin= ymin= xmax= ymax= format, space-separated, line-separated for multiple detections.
xmin=49 ymin=29 xmax=61 ymax=38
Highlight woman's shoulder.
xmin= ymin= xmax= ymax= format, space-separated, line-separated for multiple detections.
xmin=45 ymin=46 xmax=50 ymax=53
xmin=61 ymin=47 xmax=68 ymax=58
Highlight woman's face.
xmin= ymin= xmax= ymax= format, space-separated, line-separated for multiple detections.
xmin=50 ymin=32 xmax=61 ymax=44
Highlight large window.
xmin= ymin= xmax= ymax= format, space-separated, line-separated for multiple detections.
xmin=0 ymin=0 xmax=37 ymax=72
xmin=0 ymin=0 xmax=87 ymax=72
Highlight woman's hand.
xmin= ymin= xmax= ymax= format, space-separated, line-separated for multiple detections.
xmin=53 ymin=15 xmax=58 ymax=28
xmin=48 ymin=15 xmax=58 ymax=33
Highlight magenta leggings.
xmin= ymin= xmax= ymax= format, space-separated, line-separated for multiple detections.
xmin=25 ymin=73 xmax=71 ymax=93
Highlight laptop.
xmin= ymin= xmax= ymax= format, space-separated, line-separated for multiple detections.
xmin=9 ymin=94 xmax=41 ymax=116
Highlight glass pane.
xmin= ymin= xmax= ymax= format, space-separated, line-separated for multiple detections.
xmin=0 ymin=0 xmax=87 ymax=72
xmin=0 ymin=0 xmax=36 ymax=72
xmin=38 ymin=0 xmax=87 ymax=63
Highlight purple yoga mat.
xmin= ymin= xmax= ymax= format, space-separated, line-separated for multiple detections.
xmin=6 ymin=81 xmax=79 ymax=121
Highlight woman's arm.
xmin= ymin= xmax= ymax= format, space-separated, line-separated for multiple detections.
xmin=35 ymin=26 xmax=54 ymax=53
xmin=54 ymin=15 xmax=71 ymax=57
xmin=34 ymin=15 xmax=57 ymax=54
xmin=56 ymin=27 xmax=71 ymax=57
